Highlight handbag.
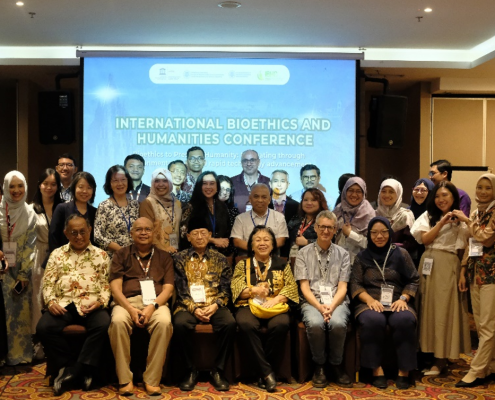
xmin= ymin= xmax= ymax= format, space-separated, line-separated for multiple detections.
xmin=245 ymin=258 xmax=289 ymax=319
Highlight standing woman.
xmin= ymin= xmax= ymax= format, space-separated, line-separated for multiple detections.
xmin=375 ymin=179 xmax=417 ymax=253
xmin=140 ymin=168 xmax=181 ymax=253
xmin=0 ymin=171 xmax=37 ymax=365
xmin=179 ymin=171 xmax=232 ymax=255
xmin=411 ymin=181 xmax=471 ymax=375
xmin=287 ymin=188 xmax=328 ymax=256
xmin=94 ymin=165 xmax=139 ymax=258
xmin=49 ymin=171 xmax=97 ymax=251
xmin=455 ymin=174 xmax=495 ymax=387
xmin=218 ymin=175 xmax=240 ymax=227
xmin=334 ymin=177 xmax=376 ymax=263
xmin=31 ymin=169 xmax=62 ymax=337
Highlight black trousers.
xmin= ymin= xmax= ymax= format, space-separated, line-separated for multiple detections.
xmin=36 ymin=303 xmax=111 ymax=374
xmin=173 ymin=307 xmax=236 ymax=372
xmin=235 ymin=306 xmax=290 ymax=377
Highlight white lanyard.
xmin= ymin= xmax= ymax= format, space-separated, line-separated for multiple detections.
xmin=372 ymin=245 xmax=392 ymax=284
xmin=128 ymin=182 xmax=143 ymax=201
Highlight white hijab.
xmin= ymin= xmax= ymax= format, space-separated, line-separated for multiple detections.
xmin=0 ymin=171 xmax=36 ymax=242
xmin=376 ymin=178 xmax=415 ymax=232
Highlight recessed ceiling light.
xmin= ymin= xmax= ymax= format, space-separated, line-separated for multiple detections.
xmin=16 ymin=1 xmax=24 ymax=6
xmin=218 ymin=1 xmax=241 ymax=9
xmin=424 ymin=7 xmax=432 ymax=12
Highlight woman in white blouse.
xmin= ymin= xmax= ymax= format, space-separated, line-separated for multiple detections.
xmin=411 ymin=181 xmax=471 ymax=376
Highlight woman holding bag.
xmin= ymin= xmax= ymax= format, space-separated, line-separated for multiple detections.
xmin=231 ymin=226 xmax=299 ymax=392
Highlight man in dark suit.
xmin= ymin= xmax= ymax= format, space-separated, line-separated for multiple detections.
xmin=270 ymin=169 xmax=299 ymax=224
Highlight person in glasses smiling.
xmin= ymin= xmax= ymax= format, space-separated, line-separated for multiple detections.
xmin=231 ymin=149 xmax=270 ymax=213
xmin=182 ymin=147 xmax=206 ymax=197
xmin=290 ymin=164 xmax=326 ymax=202
xmin=55 ymin=153 xmax=78 ymax=202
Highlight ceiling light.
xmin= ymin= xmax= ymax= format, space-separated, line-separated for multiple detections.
xmin=16 ymin=1 xmax=24 ymax=6
xmin=218 ymin=1 xmax=241 ymax=9
xmin=424 ymin=7 xmax=432 ymax=12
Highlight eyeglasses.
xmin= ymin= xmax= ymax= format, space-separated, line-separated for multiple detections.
xmin=220 ymin=188 xmax=231 ymax=194
xmin=317 ymin=225 xmax=335 ymax=232
xmin=428 ymin=171 xmax=438 ymax=177
xmin=241 ymin=158 xmax=258 ymax=164
xmin=57 ymin=163 xmax=74 ymax=168
xmin=69 ymin=230 xmax=88 ymax=238
xmin=302 ymin=175 xmax=318 ymax=181
xmin=111 ymin=178 xmax=128 ymax=185
xmin=189 ymin=230 xmax=209 ymax=238
xmin=188 ymin=156 xmax=205 ymax=162
xmin=413 ymin=188 xmax=428 ymax=194
xmin=370 ymin=230 xmax=390 ymax=238
xmin=347 ymin=189 xmax=363 ymax=195
xmin=133 ymin=227 xmax=152 ymax=234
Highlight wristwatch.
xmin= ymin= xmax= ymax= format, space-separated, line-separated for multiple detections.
xmin=399 ymin=295 xmax=408 ymax=302
xmin=153 ymin=302 xmax=159 ymax=309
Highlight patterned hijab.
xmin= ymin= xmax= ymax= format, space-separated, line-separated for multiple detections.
xmin=0 ymin=171 xmax=35 ymax=242
xmin=149 ymin=168 xmax=173 ymax=206
xmin=475 ymin=173 xmax=495 ymax=213
xmin=376 ymin=179 xmax=415 ymax=232
xmin=333 ymin=177 xmax=375 ymax=234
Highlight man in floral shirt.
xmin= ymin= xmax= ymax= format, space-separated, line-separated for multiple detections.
xmin=36 ymin=214 xmax=111 ymax=396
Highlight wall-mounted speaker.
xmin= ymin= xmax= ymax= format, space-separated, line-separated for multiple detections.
xmin=367 ymin=95 xmax=408 ymax=149
xmin=38 ymin=91 xmax=75 ymax=144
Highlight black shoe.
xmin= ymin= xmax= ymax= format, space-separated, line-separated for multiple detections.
xmin=312 ymin=364 xmax=328 ymax=388
xmin=330 ymin=364 xmax=352 ymax=387
xmin=258 ymin=377 xmax=266 ymax=389
xmin=179 ymin=370 xmax=198 ymax=391
xmin=264 ymin=372 xmax=277 ymax=393
xmin=210 ymin=370 xmax=229 ymax=391
xmin=82 ymin=374 xmax=93 ymax=391
xmin=396 ymin=376 xmax=411 ymax=390
xmin=372 ymin=375 xmax=388 ymax=389
xmin=53 ymin=367 xmax=79 ymax=396
xmin=455 ymin=377 xmax=484 ymax=388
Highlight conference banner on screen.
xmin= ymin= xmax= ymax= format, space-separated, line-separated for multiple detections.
xmin=83 ymin=56 xmax=357 ymax=205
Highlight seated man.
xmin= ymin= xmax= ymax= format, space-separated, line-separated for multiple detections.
xmin=231 ymin=183 xmax=288 ymax=256
xmin=36 ymin=214 xmax=111 ymax=396
xmin=108 ymin=217 xmax=174 ymax=396
xmin=294 ymin=210 xmax=352 ymax=388
xmin=173 ymin=217 xmax=236 ymax=391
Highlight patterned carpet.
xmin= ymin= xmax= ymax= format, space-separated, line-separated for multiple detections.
xmin=1 ymin=357 xmax=495 ymax=400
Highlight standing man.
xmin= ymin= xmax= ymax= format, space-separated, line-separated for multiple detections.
xmin=231 ymin=183 xmax=288 ymax=256
xmin=168 ymin=160 xmax=191 ymax=203
xmin=182 ymin=146 xmax=206 ymax=196
xmin=269 ymin=169 xmax=299 ymax=223
xmin=429 ymin=159 xmax=471 ymax=216
xmin=294 ymin=210 xmax=352 ymax=388
xmin=173 ymin=217 xmax=236 ymax=392
xmin=231 ymin=149 xmax=270 ymax=213
xmin=124 ymin=154 xmax=151 ymax=203
xmin=36 ymin=215 xmax=111 ymax=396
xmin=56 ymin=153 xmax=78 ymax=202
xmin=290 ymin=164 xmax=326 ymax=202
xmin=108 ymin=217 xmax=174 ymax=396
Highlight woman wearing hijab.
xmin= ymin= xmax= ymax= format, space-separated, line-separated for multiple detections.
xmin=375 ymin=179 xmax=417 ymax=254
xmin=0 ymin=171 xmax=37 ymax=365
xmin=334 ymin=177 xmax=376 ymax=262
xmin=351 ymin=217 xmax=419 ymax=389
xmin=139 ymin=168 xmax=182 ymax=253
xmin=454 ymin=174 xmax=495 ymax=387
xmin=411 ymin=181 xmax=471 ymax=376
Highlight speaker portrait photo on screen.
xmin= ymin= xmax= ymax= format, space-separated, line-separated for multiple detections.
xmin=182 ymin=147 xmax=206 ymax=197
xmin=290 ymin=164 xmax=326 ymax=202
xmin=124 ymin=154 xmax=150 ymax=203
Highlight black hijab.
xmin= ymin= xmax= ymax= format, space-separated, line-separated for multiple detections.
xmin=409 ymin=178 xmax=435 ymax=219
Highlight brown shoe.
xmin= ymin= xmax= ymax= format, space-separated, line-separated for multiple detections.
xmin=145 ymin=382 xmax=162 ymax=396
xmin=118 ymin=382 xmax=134 ymax=396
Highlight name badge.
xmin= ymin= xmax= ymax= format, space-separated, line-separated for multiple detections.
xmin=139 ymin=279 xmax=156 ymax=305
xmin=289 ymin=245 xmax=299 ymax=258
xmin=380 ymin=284 xmax=394 ymax=306
xmin=169 ymin=233 xmax=179 ymax=249
xmin=422 ymin=258 xmax=434 ymax=275
xmin=190 ymin=284 xmax=206 ymax=303
xmin=4 ymin=242 xmax=17 ymax=265
xmin=319 ymin=285 xmax=333 ymax=305
xmin=469 ymin=238 xmax=483 ymax=257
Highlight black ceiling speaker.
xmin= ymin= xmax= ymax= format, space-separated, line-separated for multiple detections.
xmin=367 ymin=94 xmax=408 ymax=149
xmin=38 ymin=91 xmax=75 ymax=144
